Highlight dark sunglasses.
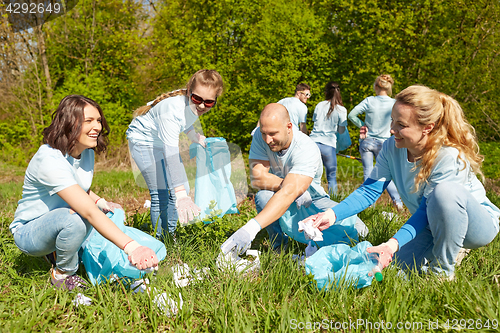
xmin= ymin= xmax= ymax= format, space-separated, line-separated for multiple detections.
xmin=190 ymin=93 xmax=217 ymax=108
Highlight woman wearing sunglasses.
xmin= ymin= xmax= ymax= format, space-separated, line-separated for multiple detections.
xmin=127 ymin=69 xmax=224 ymax=239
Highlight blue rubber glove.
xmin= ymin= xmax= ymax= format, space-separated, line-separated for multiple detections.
xmin=220 ymin=218 xmax=262 ymax=255
xmin=295 ymin=190 xmax=312 ymax=209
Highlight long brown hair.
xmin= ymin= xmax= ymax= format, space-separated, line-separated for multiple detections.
xmin=43 ymin=95 xmax=109 ymax=155
xmin=324 ymin=81 xmax=343 ymax=118
xmin=133 ymin=69 xmax=224 ymax=118
xmin=395 ymin=85 xmax=484 ymax=192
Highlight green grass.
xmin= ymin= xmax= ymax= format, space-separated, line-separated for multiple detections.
xmin=1 ymin=158 xmax=500 ymax=332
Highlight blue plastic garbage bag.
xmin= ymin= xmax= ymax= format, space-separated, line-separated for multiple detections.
xmin=189 ymin=137 xmax=239 ymax=220
xmin=80 ymin=209 xmax=167 ymax=285
xmin=305 ymin=241 xmax=375 ymax=290
xmin=278 ymin=202 xmax=360 ymax=247
xmin=336 ymin=127 xmax=351 ymax=152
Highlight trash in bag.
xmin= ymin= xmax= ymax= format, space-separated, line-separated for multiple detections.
xmin=279 ymin=201 xmax=361 ymax=247
xmin=189 ymin=137 xmax=243 ymax=222
xmin=305 ymin=241 xmax=382 ymax=290
xmin=80 ymin=209 xmax=167 ymax=285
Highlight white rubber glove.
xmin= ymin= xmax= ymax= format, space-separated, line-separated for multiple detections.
xmin=295 ymin=191 xmax=312 ymax=209
xmin=187 ymin=130 xmax=206 ymax=148
xmin=96 ymin=198 xmax=113 ymax=213
xmin=220 ymin=218 xmax=261 ymax=255
xmin=175 ymin=190 xmax=201 ymax=226
xmin=123 ymin=240 xmax=159 ymax=270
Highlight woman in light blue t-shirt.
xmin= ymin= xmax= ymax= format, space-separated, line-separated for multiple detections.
xmin=349 ymin=74 xmax=403 ymax=209
xmin=309 ymin=81 xmax=347 ymax=195
xmin=10 ymin=95 xmax=159 ymax=290
xmin=127 ymin=70 xmax=224 ymax=239
xmin=303 ymin=85 xmax=500 ymax=279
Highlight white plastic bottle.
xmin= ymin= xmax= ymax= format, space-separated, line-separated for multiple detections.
xmin=366 ymin=252 xmax=384 ymax=282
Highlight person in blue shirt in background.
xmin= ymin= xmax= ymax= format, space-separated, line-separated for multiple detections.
xmin=309 ymin=81 xmax=347 ymax=195
xmin=277 ymin=83 xmax=311 ymax=134
xmin=251 ymin=83 xmax=311 ymax=136
xmin=301 ymin=85 xmax=500 ymax=279
xmin=10 ymin=95 xmax=159 ymax=290
xmin=349 ymin=74 xmax=403 ymax=209
xmin=127 ymin=70 xmax=224 ymax=239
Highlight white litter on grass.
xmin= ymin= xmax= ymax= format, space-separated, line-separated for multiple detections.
xmin=298 ymin=219 xmax=323 ymax=241
xmin=216 ymin=249 xmax=260 ymax=274
xmin=144 ymin=200 xmax=151 ymax=208
xmin=292 ymin=242 xmax=319 ymax=267
xmin=381 ymin=211 xmax=395 ymax=220
xmin=172 ymin=263 xmax=210 ymax=288
xmin=72 ymin=293 xmax=92 ymax=307
xmin=130 ymin=278 xmax=183 ymax=316
xmin=154 ymin=292 xmax=183 ymax=317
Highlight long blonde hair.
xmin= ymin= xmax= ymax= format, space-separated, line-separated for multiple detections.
xmin=395 ymin=85 xmax=484 ymax=192
xmin=133 ymin=69 xmax=224 ymax=118
xmin=374 ymin=74 xmax=394 ymax=96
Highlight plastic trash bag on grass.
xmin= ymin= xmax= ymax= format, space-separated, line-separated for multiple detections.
xmin=80 ymin=209 xmax=167 ymax=285
xmin=305 ymin=241 xmax=376 ymax=290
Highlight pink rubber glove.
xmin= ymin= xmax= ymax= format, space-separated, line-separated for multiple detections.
xmin=366 ymin=238 xmax=399 ymax=268
xmin=175 ymin=190 xmax=201 ymax=226
xmin=123 ymin=240 xmax=159 ymax=270
xmin=360 ymin=125 xmax=368 ymax=139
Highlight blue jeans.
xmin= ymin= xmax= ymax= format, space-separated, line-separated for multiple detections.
xmin=316 ymin=143 xmax=337 ymax=195
xmin=359 ymin=137 xmax=402 ymax=206
xmin=255 ymin=190 xmax=369 ymax=250
xmin=13 ymin=208 xmax=93 ymax=274
xmin=395 ymin=182 xmax=499 ymax=276
xmin=129 ymin=141 xmax=178 ymax=237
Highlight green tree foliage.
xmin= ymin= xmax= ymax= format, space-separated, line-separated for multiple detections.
xmin=0 ymin=0 xmax=499 ymax=165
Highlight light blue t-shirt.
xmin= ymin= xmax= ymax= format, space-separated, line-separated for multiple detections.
xmin=126 ymin=94 xmax=199 ymax=147
xmin=348 ymin=95 xmax=395 ymax=140
xmin=249 ymin=126 xmax=327 ymax=199
xmin=371 ymin=137 xmax=500 ymax=222
xmin=277 ymin=97 xmax=308 ymax=129
xmin=309 ymin=102 xmax=347 ymax=148
xmin=10 ymin=145 xmax=95 ymax=234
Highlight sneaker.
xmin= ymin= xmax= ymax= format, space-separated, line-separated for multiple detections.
xmin=43 ymin=251 xmax=56 ymax=267
xmin=50 ymin=268 xmax=88 ymax=291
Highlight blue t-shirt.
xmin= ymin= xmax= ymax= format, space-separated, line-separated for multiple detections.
xmin=277 ymin=97 xmax=308 ymax=129
xmin=348 ymin=95 xmax=395 ymax=140
xmin=126 ymin=95 xmax=199 ymax=147
xmin=249 ymin=126 xmax=327 ymax=199
xmin=309 ymin=102 xmax=348 ymax=148
xmin=11 ymin=145 xmax=95 ymax=234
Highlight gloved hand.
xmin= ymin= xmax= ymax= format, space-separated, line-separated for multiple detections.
xmin=220 ymin=218 xmax=261 ymax=255
xmin=123 ymin=240 xmax=159 ymax=270
xmin=96 ymin=198 xmax=113 ymax=213
xmin=295 ymin=190 xmax=312 ymax=209
xmin=304 ymin=208 xmax=336 ymax=231
xmin=187 ymin=130 xmax=206 ymax=148
xmin=366 ymin=238 xmax=399 ymax=268
xmin=175 ymin=190 xmax=201 ymax=226
xmin=360 ymin=125 xmax=368 ymax=139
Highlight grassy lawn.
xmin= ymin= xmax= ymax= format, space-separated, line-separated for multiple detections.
xmin=0 ymin=146 xmax=499 ymax=332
